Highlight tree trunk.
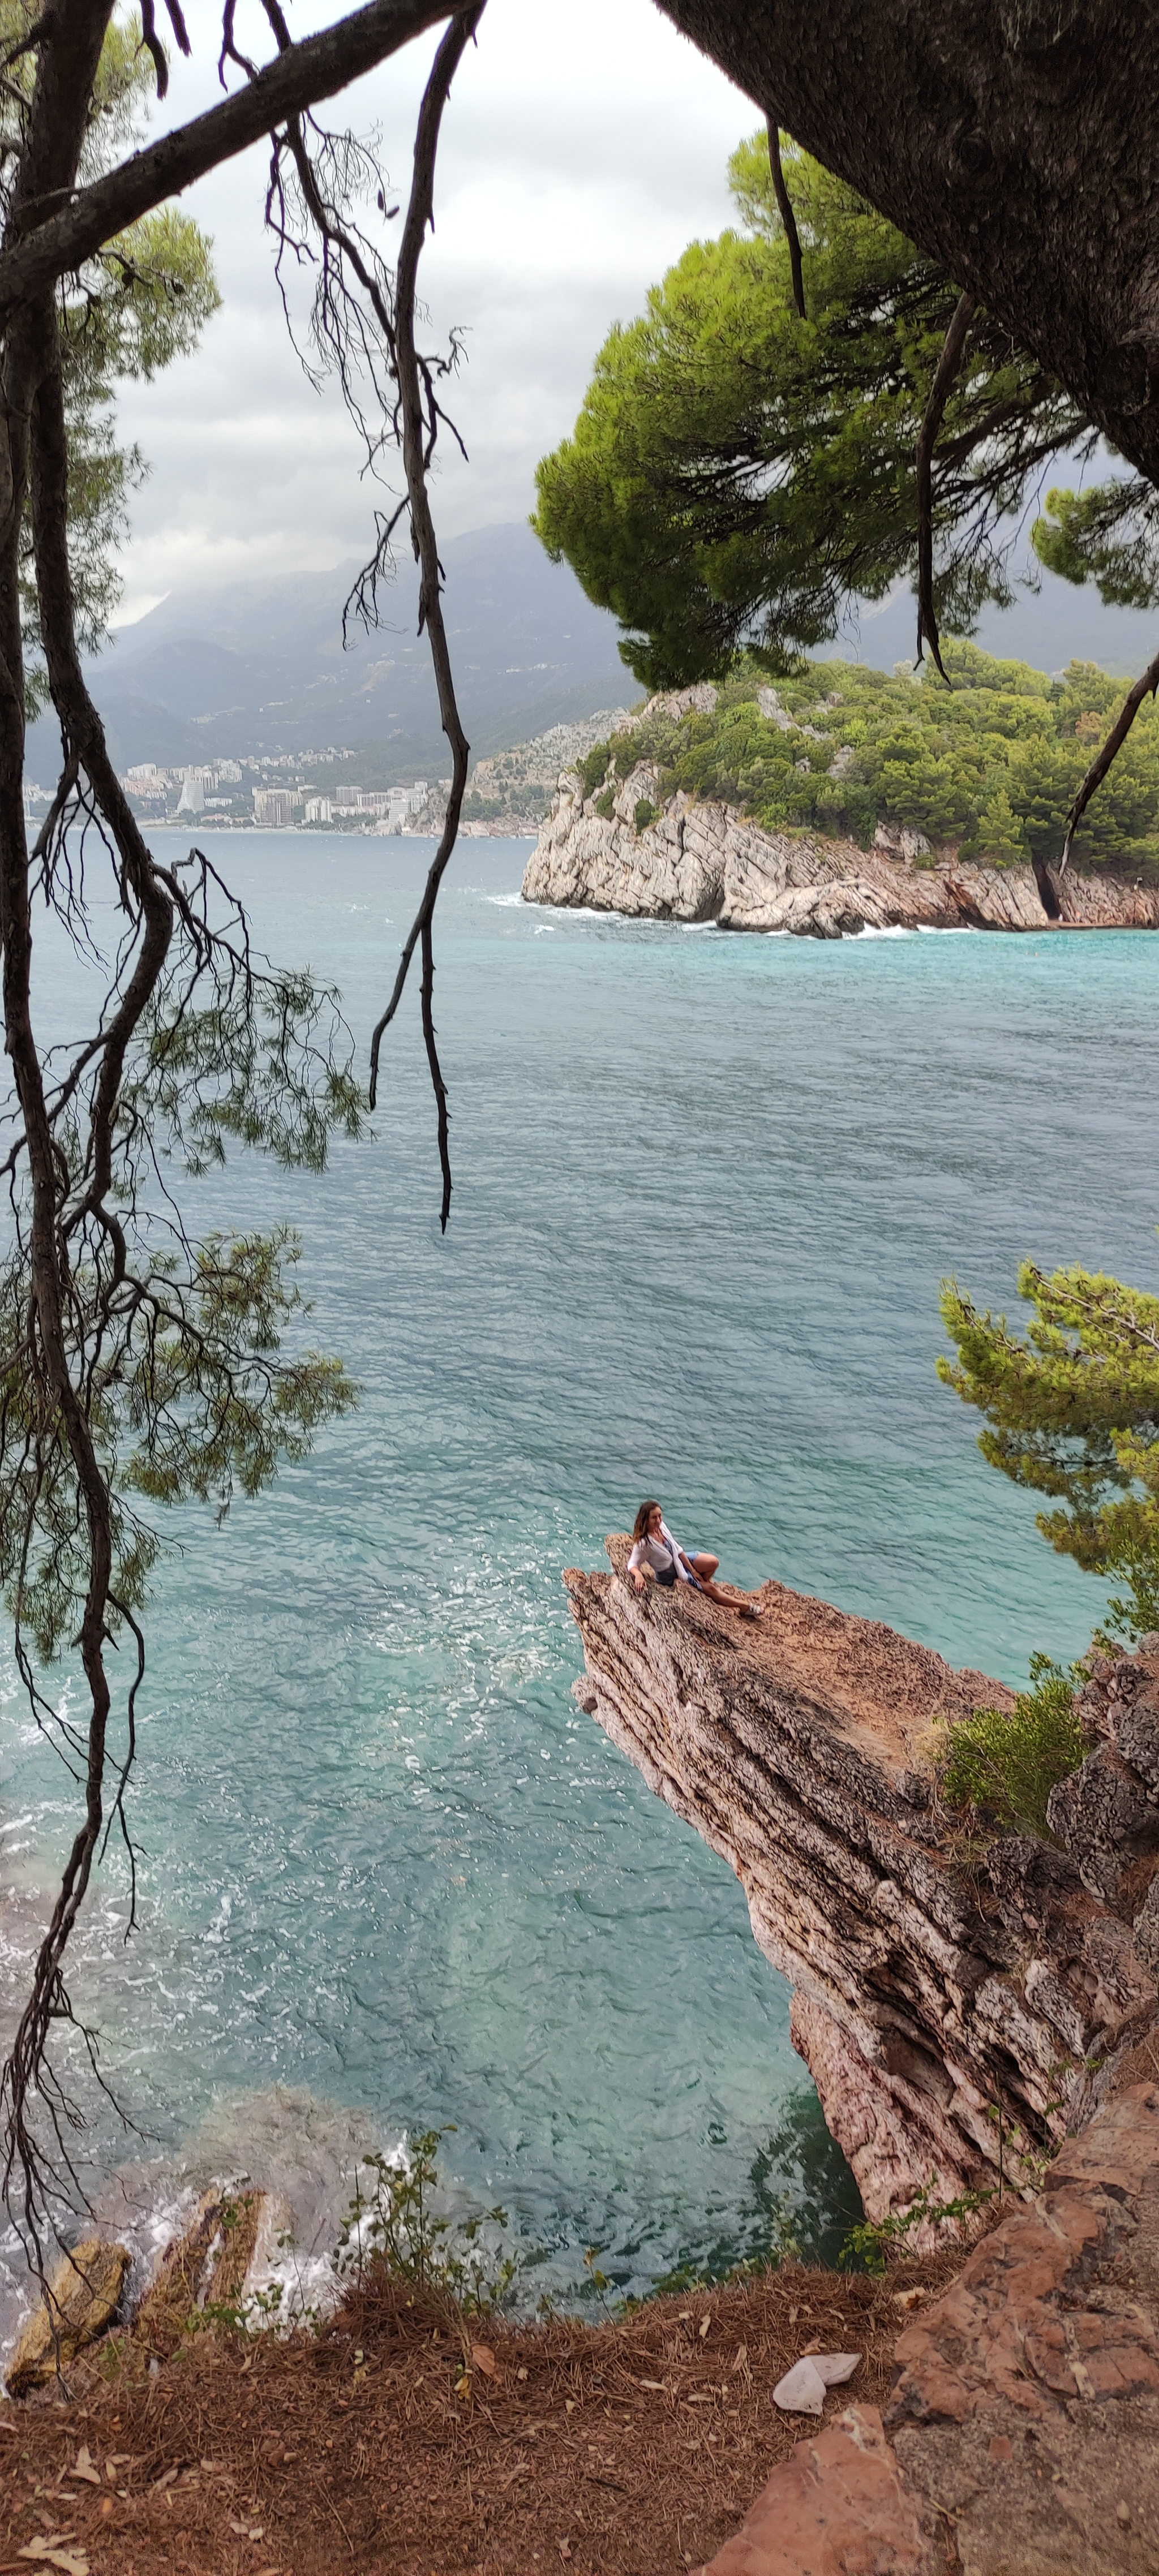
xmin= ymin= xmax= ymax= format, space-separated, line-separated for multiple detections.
xmin=657 ymin=1 xmax=1159 ymax=485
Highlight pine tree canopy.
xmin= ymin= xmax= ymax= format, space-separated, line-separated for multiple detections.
xmin=532 ymin=136 xmax=1148 ymax=693
xmin=939 ymin=1263 xmax=1159 ymax=1640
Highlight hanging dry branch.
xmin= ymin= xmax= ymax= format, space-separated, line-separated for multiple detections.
xmin=915 ymin=287 xmax=976 ymax=682
xmin=766 ymin=119 xmax=805 ymax=321
xmin=0 ymin=1 xmax=403 ymax=2271
xmin=1059 ymin=648 xmax=1159 ymax=872
xmin=0 ymin=0 xmax=453 ymax=317
xmin=366 ymin=6 xmax=484 ymax=1229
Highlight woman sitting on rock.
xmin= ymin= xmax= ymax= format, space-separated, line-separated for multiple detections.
xmin=626 ymin=1500 xmax=762 ymax=1618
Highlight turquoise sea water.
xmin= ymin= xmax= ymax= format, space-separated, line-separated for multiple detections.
xmin=2 ymin=832 xmax=1157 ymax=2308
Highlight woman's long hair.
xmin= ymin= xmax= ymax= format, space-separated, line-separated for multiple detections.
xmin=632 ymin=1499 xmax=662 ymax=1543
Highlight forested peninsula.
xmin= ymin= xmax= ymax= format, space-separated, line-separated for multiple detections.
xmin=522 ymin=648 xmax=1159 ymax=934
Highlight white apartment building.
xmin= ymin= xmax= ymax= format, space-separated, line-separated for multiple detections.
xmin=253 ymin=789 xmax=298 ymax=827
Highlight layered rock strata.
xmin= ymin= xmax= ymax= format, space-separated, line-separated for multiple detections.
xmin=525 ymin=773 xmax=1159 ymax=936
xmin=564 ymin=1549 xmax=1159 ymax=2223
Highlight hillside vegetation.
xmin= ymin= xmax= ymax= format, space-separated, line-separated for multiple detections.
xmin=577 ymin=644 xmax=1159 ymax=873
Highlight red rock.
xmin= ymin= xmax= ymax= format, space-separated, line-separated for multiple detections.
xmin=694 ymin=2405 xmax=935 ymax=2576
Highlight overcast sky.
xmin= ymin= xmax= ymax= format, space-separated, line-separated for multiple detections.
xmin=110 ymin=0 xmax=752 ymax=622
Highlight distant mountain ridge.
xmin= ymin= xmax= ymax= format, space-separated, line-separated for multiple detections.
xmin=27 ymin=523 xmax=633 ymax=784
xmin=24 ymin=518 xmax=1159 ymax=789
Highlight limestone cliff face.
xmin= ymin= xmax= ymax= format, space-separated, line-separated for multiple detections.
xmin=524 ymin=769 xmax=1159 ymax=937
xmin=565 ymin=1550 xmax=1159 ymax=2225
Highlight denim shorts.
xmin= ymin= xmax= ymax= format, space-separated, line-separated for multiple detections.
xmin=656 ymin=1553 xmax=702 ymax=1590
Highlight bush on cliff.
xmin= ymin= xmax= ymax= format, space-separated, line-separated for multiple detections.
xmin=575 ymin=647 xmax=1159 ymax=874
xmin=938 ymin=1656 xmax=1087 ymax=1840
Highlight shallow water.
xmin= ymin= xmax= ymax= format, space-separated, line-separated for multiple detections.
xmin=2 ymin=832 xmax=1156 ymax=2319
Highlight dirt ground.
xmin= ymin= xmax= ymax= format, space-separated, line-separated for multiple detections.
xmin=0 ymin=2251 xmax=968 ymax=2576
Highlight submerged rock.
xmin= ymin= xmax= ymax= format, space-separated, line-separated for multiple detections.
xmin=6 ymin=2238 xmax=130 ymax=2394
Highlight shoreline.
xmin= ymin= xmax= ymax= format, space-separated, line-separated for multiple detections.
xmin=522 ymin=773 xmax=1159 ymax=936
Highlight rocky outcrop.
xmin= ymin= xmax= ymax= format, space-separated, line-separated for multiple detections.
xmin=567 ymin=1555 xmax=1159 ymax=2573
xmin=697 ymin=2084 xmax=1159 ymax=2576
xmin=525 ymin=772 xmax=1159 ymax=937
xmin=701 ymin=2402 xmax=933 ymax=2575
xmin=6 ymin=2237 xmax=130 ymax=2393
xmin=565 ymin=1549 xmax=1159 ymax=2225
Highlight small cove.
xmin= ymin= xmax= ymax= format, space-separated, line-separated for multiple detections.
xmin=0 ymin=830 xmax=1155 ymax=2321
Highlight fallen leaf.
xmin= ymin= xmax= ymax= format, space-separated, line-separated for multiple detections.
xmin=470 ymin=2342 xmax=496 ymax=2376
xmin=71 ymin=2454 xmax=100 ymax=2491
xmin=152 ymin=2468 xmax=179 ymax=2493
xmin=248 ymin=2530 xmax=265 ymax=2543
xmin=636 ymin=2379 xmax=665 ymax=2391
xmin=733 ymin=2343 xmax=748 ymax=2371
xmin=698 ymin=2316 xmax=711 ymax=2341
xmin=892 ymin=2286 xmax=926 ymax=2311
xmin=18 ymin=2548 xmax=88 ymax=2576
xmin=230 ymin=2521 xmax=251 ymax=2536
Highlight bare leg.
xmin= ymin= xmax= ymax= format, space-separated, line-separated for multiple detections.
xmin=685 ymin=1562 xmax=763 ymax=1619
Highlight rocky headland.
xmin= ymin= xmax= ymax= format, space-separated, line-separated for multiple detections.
xmin=568 ymin=1543 xmax=1159 ymax=2222
xmin=564 ymin=1542 xmax=1159 ymax=2570
xmin=522 ymin=688 xmax=1159 ymax=937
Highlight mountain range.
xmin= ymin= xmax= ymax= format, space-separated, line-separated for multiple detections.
xmin=28 ymin=523 xmax=632 ymax=785
xmin=26 ymin=519 xmax=1159 ymax=788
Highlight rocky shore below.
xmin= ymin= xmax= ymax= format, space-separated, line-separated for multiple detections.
xmin=523 ymin=769 xmax=1159 ymax=937
xmin=12 ymin=1556 xmax=1159 ymax=2574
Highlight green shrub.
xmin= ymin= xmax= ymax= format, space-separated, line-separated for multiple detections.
xmin=594 ymin=788 xmax=616 ymax=820
xmin=579 ymin=742 xmax=611 ymax=798
xmin=337 ymin=2127 xmax=520 ymax=2317
xmin=634 ymin=797 xmax=658 ymax=832
xmin=938 ymin=1654 xmax=1086 ymax=1839
xmin=839 ymin=2174 xmax=994 ymax=2275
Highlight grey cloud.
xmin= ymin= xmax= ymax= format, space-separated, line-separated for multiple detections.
xmin=111 ymin=0 xmax=749 ymax=618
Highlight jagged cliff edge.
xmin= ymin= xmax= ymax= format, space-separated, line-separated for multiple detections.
xmin=523 ymin=686 xmax=1159 ymax=936
xmin=566 ymin=1544 xmax=1159 ymax=2227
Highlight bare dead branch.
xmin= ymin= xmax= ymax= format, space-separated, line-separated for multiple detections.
xmin=915 ymin=287 xmax=977 ymax=682
xmin=366 ymin=9 xmax=484 ymax=1227
xmin=766 ymin=120 xmax=805 ymax=321
xmin=0 ymin=0 xmax=457 ymax=316
xmin=1060 ymin=648 xmax=1159 ymax=872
